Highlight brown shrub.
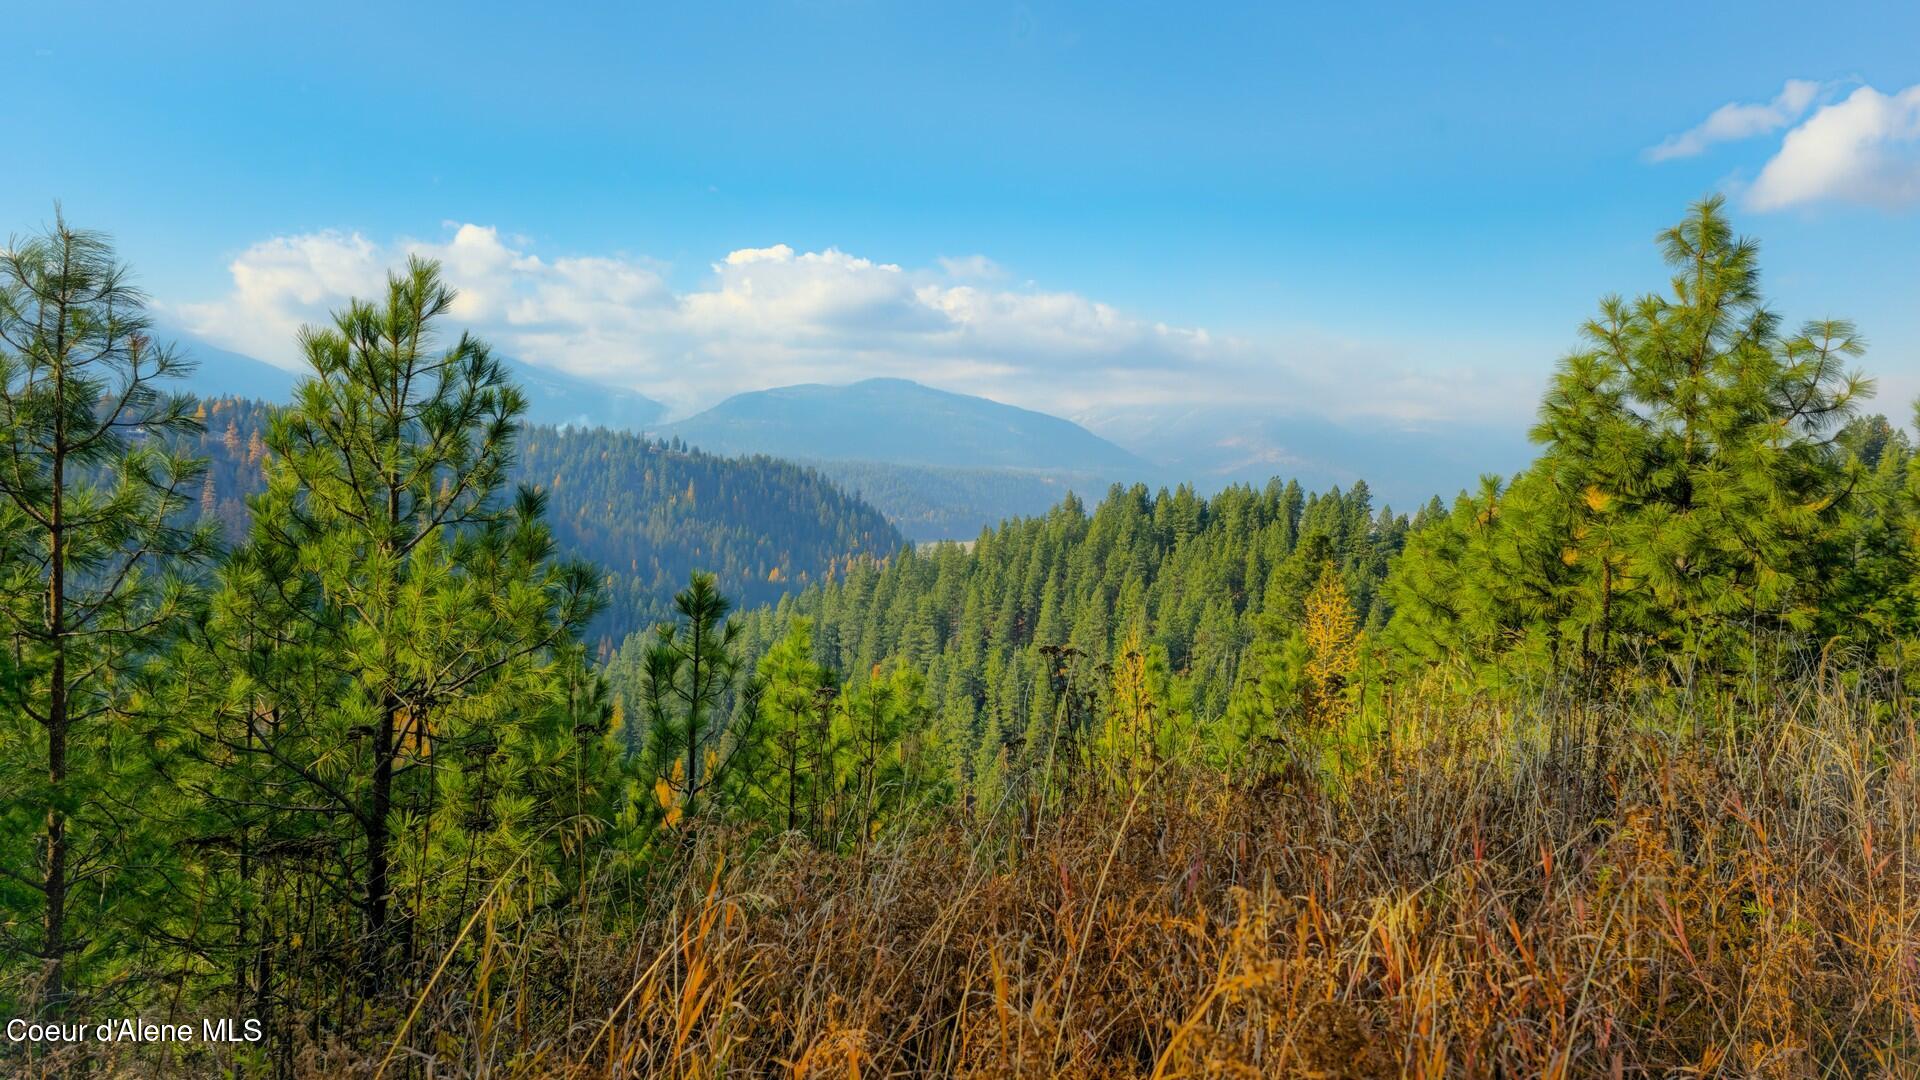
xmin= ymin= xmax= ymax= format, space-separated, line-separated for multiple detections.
xmin=21 ymin=692 xmax=1918 ymax=1078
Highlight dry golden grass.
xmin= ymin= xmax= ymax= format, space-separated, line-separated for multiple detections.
xmin=29 ymin=687 xmax=1920 ymax=1078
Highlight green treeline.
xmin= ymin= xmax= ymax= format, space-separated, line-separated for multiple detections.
xmin=666 ymin=475 xmax=1412 ymax=817
xmin=608 ymin=197 xmax=1919 ymax=827
xmin=0 ymin=239 xmax=641 ymax=1059
xmin=2 ymin=199 xmax=1918 ymax=1075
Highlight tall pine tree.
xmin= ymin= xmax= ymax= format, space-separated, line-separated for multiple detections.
xmin=1389 ymin=197 xmax=1869 ymax=691
xmin=165 ymin=258 xmax=600 ymax=1008
xmin=0 ymin=218 xmax=215 ymax=1010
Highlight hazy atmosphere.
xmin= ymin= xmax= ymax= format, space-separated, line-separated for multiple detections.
xmin=9 ymin=1 xmax=1919 ymax=502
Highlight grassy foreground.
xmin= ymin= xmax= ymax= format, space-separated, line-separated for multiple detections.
xmin=32 ymin=684 xmax=1917 ymax=1078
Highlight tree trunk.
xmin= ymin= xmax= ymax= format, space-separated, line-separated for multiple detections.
xmin=42 ymin=317 xmax=70 ymax=1010
xmin=687 ymin=619 xmax=704 ymax=815
xmin=43 ymin=671 xmax=67 ymax=1008
xmin=364 ymin=696 xmax=397 ymax=991
xmin=786 ymin=749 xmax=798 ymax=834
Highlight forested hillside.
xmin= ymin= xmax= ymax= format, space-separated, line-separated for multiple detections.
xmin=664 ymin=190 xmax=1920 ymax=818
xmin=173 ymin=339 xmax=1143 ymax=543
xmin=7 ymin=203 xmax=1920 ymax=1078
xmin=629 ymin=479 xmax=1414 ymax=812
xmin=520 ymin=429 xmax=901 ymax=644
xmin=183 ymin=398 xmax=902 ymax=646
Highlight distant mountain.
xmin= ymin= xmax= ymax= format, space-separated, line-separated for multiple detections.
xmin=165 ymin=331 xmax=664 ymax=431
xmin=163 ymin=331 xmax=301 ymax=403
xmin=656 ymin=378 xmax=1148 ymax=474
xmin=160 ymin=333 xmax=1516 ymax=540
xmin=505 ymin=360 xmax=665 ymax=431
xmin=1075 ymin=404 xmax=1536 ymax=511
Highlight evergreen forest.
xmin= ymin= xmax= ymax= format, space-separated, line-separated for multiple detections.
xmin=171 ymin=397 xmax=902 ymax=648
xmin=4 ymin=200 xmax=1919 ymax=1077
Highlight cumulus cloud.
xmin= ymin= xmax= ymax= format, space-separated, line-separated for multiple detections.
xmin=1645 ymin=79 xmax=1821 ymax=162
xmin=169 ymin=224 xmax=1524 ymax=425
xmin=176 ymin=230 xmax=385 ymax=361
xmin=1747 ymin=84 xmax=1920 ymax=211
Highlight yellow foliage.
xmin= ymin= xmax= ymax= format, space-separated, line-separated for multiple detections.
xmin=1583 ymin=485 xmax=1614 ymax=512
xmin=224 ymin=694 xmax=1920 ymax=1076
xmin=656 ymin=758 xmax=688 ymax=828
xmin=1302 ymin=564 xmax=1360 ymax=726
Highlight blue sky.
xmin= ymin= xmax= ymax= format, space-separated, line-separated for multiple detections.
xmin=7 ymin=0 xmax=1919 ymax=429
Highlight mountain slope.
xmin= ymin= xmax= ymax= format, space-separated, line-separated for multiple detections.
xmin=162 ymin=330 xmax=302 ymax=403
xmin=183 ymin=397 xmax=903 ymax=650
xmin=657 ymin=378 xmax=1147 ymax=474
xmin=506 ymin=359 xmax=666 ymax=431
xmin=700 ymin=477 xmax=1409 ymax=759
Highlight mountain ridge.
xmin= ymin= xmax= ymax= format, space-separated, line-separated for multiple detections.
xmin=158 ymin=334 xmax=1511 ymax=532
xmin=654 ymin=377 xmax=1147 ymax=474
xmin=162 ymin=330 xmax=667 ymax=433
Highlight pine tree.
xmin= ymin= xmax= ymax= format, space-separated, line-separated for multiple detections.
xmin=1301 ymin=563 xmax=1360 ymax=726
xmin=169 ymin=257 xmax=600 ymax=1003
xmin=1389 ymin=197 xmax=1870 ymax=691
xmin=833 ymin=665 xmax=924 ymax=846
xmin=640 ymin=572 xmax=749 ymax=821
xmin=1100 ymin=630 xmax=1172 ymax=789
xmin=751 ymin=618 xmax=831 ymax=835
xmin=970 ymin=706 xmax=1007 ymax=822
xmin=0 ymin=218 xmax=216 ymax=1010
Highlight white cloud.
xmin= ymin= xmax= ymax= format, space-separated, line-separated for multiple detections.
xmin=1646 ymin=79 xmax=1821 ymax=162
xmin=169 ymin=224 xmax=1523 ymax=426
xmin=723 ymin=244 xmax=793 ymax=265
xmin=1747 ymin=84 xmax=1920 ymax=211
xmin=176 ymin=230 xmax=385 ymax=361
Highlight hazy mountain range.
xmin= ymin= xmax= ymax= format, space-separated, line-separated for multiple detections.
xmin=1073 ymin=404 xmax=1533 ymax=515
xmin=653 ymin=378 xmax=1146 ymax=474
xmin=164 ymin=329 xmax=667 ymax=434
xmin=165 ymin=334 xmax=1528 ymax=536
